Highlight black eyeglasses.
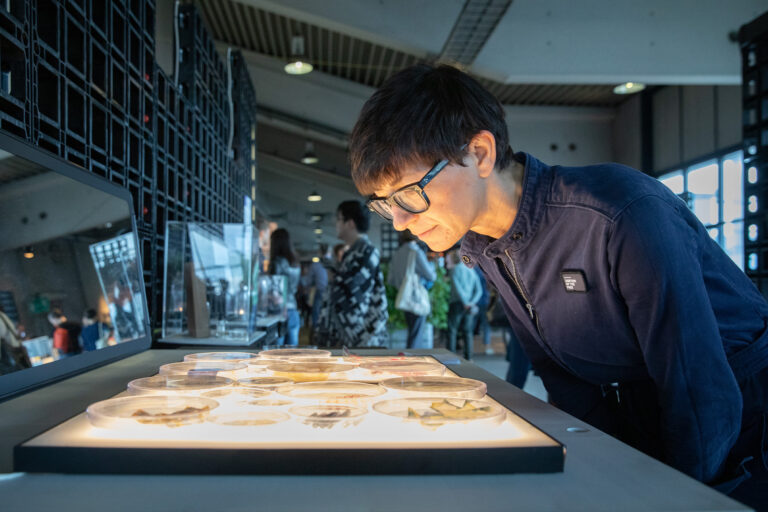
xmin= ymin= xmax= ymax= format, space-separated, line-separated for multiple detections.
xmin=365 ymin=159 xmax=450 ymax=221
xmin=365 ymin=139 xmax=477 ymax=223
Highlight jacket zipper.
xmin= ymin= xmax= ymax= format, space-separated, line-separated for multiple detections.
xmin=503 ymin=249 xmax=547 ymax=346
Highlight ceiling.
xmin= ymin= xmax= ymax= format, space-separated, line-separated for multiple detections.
xmin=186 ymin=0 xmax=765 ymax=253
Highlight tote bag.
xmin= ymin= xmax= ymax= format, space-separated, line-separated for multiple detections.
xmin=394 ymin=249 xmax=431 ymax=316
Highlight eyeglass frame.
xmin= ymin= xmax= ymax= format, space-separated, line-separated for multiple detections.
xmin=365 ymin=144 xmax=466 ymax=221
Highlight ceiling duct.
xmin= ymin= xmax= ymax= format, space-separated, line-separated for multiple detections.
xmin=438 ymin=0 xmax=512 ymax=67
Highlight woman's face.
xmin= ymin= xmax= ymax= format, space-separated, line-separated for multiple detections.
xmin=373 ymin=161 xmax=484 ymax=252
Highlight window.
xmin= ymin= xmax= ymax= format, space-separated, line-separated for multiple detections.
xmin=657 ymin=150 xmax=744 ymax=270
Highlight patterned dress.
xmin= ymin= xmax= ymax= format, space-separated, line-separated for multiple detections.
xmin=316 ymin=235 xmax=388 ymax=347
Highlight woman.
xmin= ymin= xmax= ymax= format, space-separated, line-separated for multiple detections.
xmin=268 ymin=228 xmax=301 ymax=346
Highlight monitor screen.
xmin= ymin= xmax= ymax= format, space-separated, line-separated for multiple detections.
xmin=0 ymin=133 xmax=151 ymax=400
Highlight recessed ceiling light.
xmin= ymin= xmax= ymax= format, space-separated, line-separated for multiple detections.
xmin=307 ymin=191 xmax=322 ymax=202
xmin=314 ymin=228 xmax=323 ymax=234
xmin=613 ymin=82 xmax=646 ymax=95
xmin=23 ymin=246 xmax=34 ymax=259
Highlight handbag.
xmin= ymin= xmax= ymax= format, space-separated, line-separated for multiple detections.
xmin=394 ymin=248 xmax=431 ymax=316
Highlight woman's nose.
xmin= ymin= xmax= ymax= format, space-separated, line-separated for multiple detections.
xmin=391 ymin=206 xmax=417 ymax=231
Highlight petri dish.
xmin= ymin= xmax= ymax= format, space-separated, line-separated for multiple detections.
xmin=277 ymin=381 xmax=386 ymax=404
xmin=359 ymin=360 xmax=445 ymax=378
xmin=245 ymin=398 xmax=294 ymax=407
xmin=380 ymin=376 xmax=487 ymax=399
xmin=290 ymin=404 xmax=367 ymax=429
xmin=184 ymin=352 xmax=259 ymax=363
xmin=87 ymin=395 xmax=219 ymax=428
xmin=159 ymin=361 xmax=249 ymax=379
xmin=207 ymin=411 xmax=290 ymax=427
xmin=127 ymin=374 xmax=234 ymax=396
xmin=259 ymin=348 xmax=332 ymax=360
xmin=268 ymin=362 xmax=356 ymax=383
xmin=237 ymin=376 xmax=293 ymax=391
xmin=372 ymin=397 xmax=505 ymax=427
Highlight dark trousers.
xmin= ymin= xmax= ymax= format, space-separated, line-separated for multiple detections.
xmin=404 ymin=311 xmax=425 ymax=349
xmin=447 ymin=301 xmax=474 ymax=360
xmin=505 ymin=328 xmax=531 ymax=389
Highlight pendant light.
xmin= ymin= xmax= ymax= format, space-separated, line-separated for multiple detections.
xmin=300 ymin=141 xmax=318 ymax=165
xmin=284 ymin=36 xmax=313 ymax=75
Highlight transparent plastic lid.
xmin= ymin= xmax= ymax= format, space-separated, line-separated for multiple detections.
xmin=184 ymin=352 xmax=260 ymax=363
xmin=380 ymin=376 xmax=487 ymax=399
xmin=237 ymin=376 xmax=293 ymax=390
xmin=127 ymin=375 xmax=234 ymax=396
xmin=268 ymin=362 xmax=356 ymax=382
xmin=290 ymin=404 xmax=368 ymax=429
xmin=87 ymin=395 xmax=219 ymax=428
xmin=207 ymin=411 xmax=290 ymax=427
xmin=159 ymin=361 xmax=248 ymax=378
xmin=277 ymin=381 xmax=386 ymax=402
xmin=372 ymin=397 xmax=505 ymax=427
xmin=259 ymin=348 xmax=332 ymax=360
xmin=359 ymin=361 xmax=445 ymax=377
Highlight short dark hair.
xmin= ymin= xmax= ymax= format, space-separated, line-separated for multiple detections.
xmin=337 ymin=200 xmax=370 ymax=233
xmin=349 ymin=64 xmax=514 ymax=195
xmin=84 ymin=309 xmax=97 ymax=320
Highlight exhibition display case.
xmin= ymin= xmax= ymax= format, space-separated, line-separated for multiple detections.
xmin=161 ymin=222 xmax=262 ymax=346
xmin=14 ymin=350 xmax=565 ymax=475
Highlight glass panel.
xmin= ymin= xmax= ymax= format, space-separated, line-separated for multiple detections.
xmin=722 ymin=151 xmax=743 ymax=223
xmin=162 ymin=222 xmax=260 ymax=343
xmin=687 ymin=160 xmax=719 ymax=226
xmin=723 ymin=221 xmax=744 ymax=271
xmin=748 ymin=223 xmax=759 ymax=242
xmin=659 ymin=170 xmax=684 ymax=195
xmin=748 ymin=252 xmax=758 ymax=271
xmin=0 ymin=155 xmax=145 ymax=375
xmin=747 ymin=166 xmax=758 ymax=184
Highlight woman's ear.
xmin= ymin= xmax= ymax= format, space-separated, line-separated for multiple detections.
xmin=470 ymin=130 xmax=497 ymax=179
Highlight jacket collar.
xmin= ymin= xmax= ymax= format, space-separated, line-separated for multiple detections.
xmin=460 ymin=152 xmax=550 ymax=267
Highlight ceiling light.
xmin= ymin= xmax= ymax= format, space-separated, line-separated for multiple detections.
xmin=312 ymin=257 xmax=320 ymax=263
xmin=307 ymin=190 xmax=322 ymax=202
xmin=301 ymin=141 xmax=318 ymax=165
xmin=314 ymin=228 xmax=323 ymax=235
xmin=284 ymin=36 xmax=313 ymax=75
xmin=613 ymin=82 xmax=646 ymax=95
xmin=310 ymin=214 xmax=323 ymax=222
xmin=23 ymin=246 xmax=34 ymax=259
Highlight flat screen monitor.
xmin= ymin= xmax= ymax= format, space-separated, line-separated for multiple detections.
xmin=0 ymin=132 xmax=151 ymax=400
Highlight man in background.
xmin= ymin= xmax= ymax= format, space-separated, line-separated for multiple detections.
xmin=316 ymin=201 xmax=388 ymax=347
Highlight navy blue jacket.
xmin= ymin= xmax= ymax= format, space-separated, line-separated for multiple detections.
xmin=461 ymin=153 xmax=768 ymax=483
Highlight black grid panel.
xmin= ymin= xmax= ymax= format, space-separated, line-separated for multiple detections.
xmin=741 ymin=12 xmax=768 ymax=296
xmin=0 ymin=0 xmax=257 ymax=335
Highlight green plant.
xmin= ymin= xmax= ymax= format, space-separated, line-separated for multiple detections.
xmin=427 ymin=265 xmax=450 ymax=330
xmin=381 ymin=261 xmax=449 ymax=331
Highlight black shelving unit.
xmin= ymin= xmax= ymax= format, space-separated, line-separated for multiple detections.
xmin=0 ymin=0 xmax=258 ymax=334
xmin=740 ymin=11 xmax=768 ymax=296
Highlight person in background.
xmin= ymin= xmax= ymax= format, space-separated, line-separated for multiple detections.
xmin=302 ymin=244 xmax=329 ymax=331
xmin=387 ymin=230 xmax=436 ymax=348
xmin=332 ymin=243 xmax=348 ymax=265
xmin=80 ymin=309 xmax=111 ymax=352
xmin=269 ymin=228 xmax=301 ymax=346
xmin=473 ymin=266 xmax=493 ymax=355
xmin=0 ymin=309 xmax=30 ymax=373
xmin=446 ymin=249 xmax=482 ymax=361
xmin=316 ymin=201 xmax=388 ymax=347
xmin=48 ymin=310 xmax=81 ymax=359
